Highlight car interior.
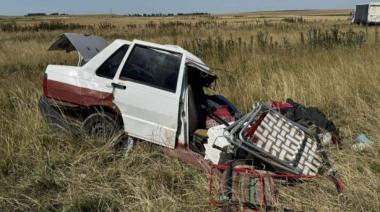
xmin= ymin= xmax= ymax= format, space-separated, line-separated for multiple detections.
xmin=186 ymin=65 xmax=238 ymax=154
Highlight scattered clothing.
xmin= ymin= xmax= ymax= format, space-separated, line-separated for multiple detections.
xmin=275 ymin=98 xmax=341 ymax=145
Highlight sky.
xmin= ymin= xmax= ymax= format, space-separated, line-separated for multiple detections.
xmin=0 ymin=0 xmax=373 ymax=16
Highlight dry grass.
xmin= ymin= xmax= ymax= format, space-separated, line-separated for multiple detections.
xmin=0 ymin=10 xmax=380 ymax=211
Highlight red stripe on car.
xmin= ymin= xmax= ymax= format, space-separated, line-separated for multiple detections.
xmin=44 ymin=79 xmax=121 ymax=114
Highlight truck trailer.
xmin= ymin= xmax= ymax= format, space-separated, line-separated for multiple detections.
xmin=353 ymin=3 xmax=380 ymax=24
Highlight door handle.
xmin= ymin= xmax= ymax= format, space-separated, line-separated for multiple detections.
xmin=111 ymin=82 xmax=126 ymax=90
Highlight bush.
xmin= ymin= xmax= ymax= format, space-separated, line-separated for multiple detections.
xmin=0 ymin=21 xmax=90 ymax=32
xmin=306 ymin=26 xmax=367 ymax=48
xmin=282 ymin=17 xmax=305 ymax=23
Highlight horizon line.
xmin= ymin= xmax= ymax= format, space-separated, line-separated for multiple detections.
xmin=0 ymin=8 xmax=353 ymax=17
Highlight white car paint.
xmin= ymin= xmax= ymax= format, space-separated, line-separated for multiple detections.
xmin=112 ymin=40 xmax=187 ymax=148
xmin=44 ymin=38 xmax=212 ymax=149
xmin=46 ymin=40 xmax=132 ymax=93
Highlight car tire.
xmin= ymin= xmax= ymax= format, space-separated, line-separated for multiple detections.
xmin=83 ymin=112 xmax=121 ymax=141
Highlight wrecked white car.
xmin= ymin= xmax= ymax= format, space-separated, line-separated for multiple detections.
xmin=39 ymin=33 xmax=344 ymax=210
xmin=40 ymin=33 xmax=238 ymax=150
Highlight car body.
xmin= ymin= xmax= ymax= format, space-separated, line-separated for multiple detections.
xmin=40 ymin=33 xmax=236 ymax=153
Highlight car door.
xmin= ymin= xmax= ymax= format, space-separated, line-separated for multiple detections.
xmin=112 ymin=41 xmax=185 ymax=149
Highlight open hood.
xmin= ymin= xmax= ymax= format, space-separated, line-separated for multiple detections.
xmin=48 ymin=33 xmax=108 ymax=63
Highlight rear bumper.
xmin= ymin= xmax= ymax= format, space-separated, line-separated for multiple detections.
xmin=38 ymin=96 xmax=81 ymax=134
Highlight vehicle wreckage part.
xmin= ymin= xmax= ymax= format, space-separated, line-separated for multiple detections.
xmin=219 ymin=104 xmax=300 ymax=173
xmin=209 ymin=164 xmax=278 ymax=210
xmin=206 ymin=102 xmax=345 ymax=197
xmin=209 ymin=162 xmax=345 ymax=210
xmin=225 ymin=103 xmax=326 ymax=176
xmin=83 ymin=111 xmax=121 ymax=140
xmin=251 ymin=112 xmax=323 ymax=176
xmin=205 ymin=104 xmax=296 ymax=173
xmin=204 ymin=102 xmax=344 ymax=195
xmin=204 ymin=124 xmax=232 ymax=164
xmin=205 ymin=106 xmax=298 ymax=173
xmin=48 ymin=33 xmax=108 ymax=64
xmin=226 ymin=136 xmax=299 ymax=174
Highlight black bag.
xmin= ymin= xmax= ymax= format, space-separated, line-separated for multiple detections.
xmin=283 ymin=98 xmax=338 ymax=135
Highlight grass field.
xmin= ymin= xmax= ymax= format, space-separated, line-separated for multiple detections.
xmin=0 ymin=10 xmax=380 ymax=211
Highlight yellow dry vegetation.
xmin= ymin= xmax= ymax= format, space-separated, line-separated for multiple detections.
xmin=0 ymin=10 xmax=379 ymax=211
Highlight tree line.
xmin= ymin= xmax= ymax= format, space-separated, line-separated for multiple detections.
xmin=24 ymin=12 xmax=210 ymax=17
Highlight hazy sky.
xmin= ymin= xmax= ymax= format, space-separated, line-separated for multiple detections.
xmin=0 ymin=0 xmax=372 ymax=16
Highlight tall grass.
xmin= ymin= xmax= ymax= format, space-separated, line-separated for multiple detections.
xmin=0 ymin=14 xmax=380 ymax=211
xmin=305 ymin=26 xmax=367 ymax=48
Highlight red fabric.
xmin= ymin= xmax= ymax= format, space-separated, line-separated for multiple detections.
xmin=271 ymin=100 xmax=293 ymax=110
xmin=214 ymin=106 xmax=232 ymax=117
xmin=206 ymin=106 xmax=234 ymax=128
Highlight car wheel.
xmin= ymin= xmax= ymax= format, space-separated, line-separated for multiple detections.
xmin=83 ymin=112 xmax=121 ymax=141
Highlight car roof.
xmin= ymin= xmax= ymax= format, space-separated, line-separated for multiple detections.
xmin=133 ymin=39 xmax=213 ymax=74
xmin=106 ymin=39 xmax=216 ymax=80
xmin=111 ymin=39 xmax=206 ymax=65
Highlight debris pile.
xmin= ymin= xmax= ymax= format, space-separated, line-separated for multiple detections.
xmin=204 ymin=100 xmax=345 ymax=210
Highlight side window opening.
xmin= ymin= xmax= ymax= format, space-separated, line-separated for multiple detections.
xmin=119 ymin=45 xmax=182 ymax=92
xmin=96 ymin=45 xmax=129 ymax=79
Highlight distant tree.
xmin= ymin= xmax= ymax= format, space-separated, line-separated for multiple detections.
xmin=125 ymin=12 xmax=209 ymax=17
